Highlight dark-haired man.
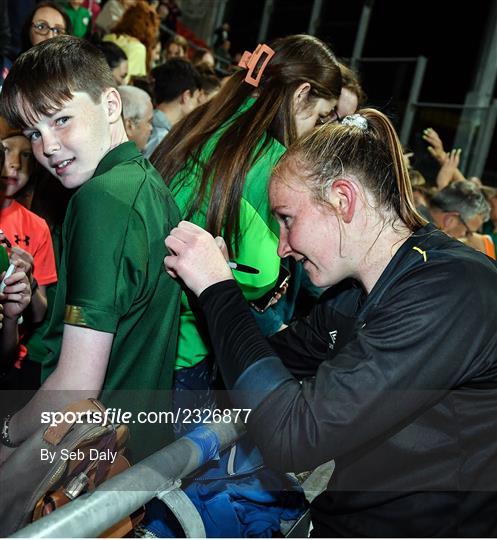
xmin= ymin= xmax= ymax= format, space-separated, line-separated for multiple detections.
xmin=144 ymin=58 xmax=201 ymax=158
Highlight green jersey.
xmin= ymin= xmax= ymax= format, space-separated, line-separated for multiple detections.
xmin=169 ymin=99 xmax=286 ymax=370
xmin=42 ymin=142 xmax=181 ymax=460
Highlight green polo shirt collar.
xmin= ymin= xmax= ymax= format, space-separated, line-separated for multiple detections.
xmin=93 ymin=141 xmax=141 ymax=178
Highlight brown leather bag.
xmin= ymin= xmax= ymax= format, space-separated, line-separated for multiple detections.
xmin=0 ymin=398 xmax=144 ymax=537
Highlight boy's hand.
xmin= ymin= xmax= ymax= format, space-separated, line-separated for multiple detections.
xmin=0 ymin=268 xmax=32 ymax=320
xmin=10 ymin=247 xmax=34 ymax=282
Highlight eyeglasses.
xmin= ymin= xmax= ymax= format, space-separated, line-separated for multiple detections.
xmin=32 ymin=21 xmax=67 ymax=36
xmin=458 ymin=214 xmax=479 ymax=238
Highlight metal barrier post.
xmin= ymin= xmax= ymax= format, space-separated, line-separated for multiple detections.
xmin=350 ymin=0 xmax=374 ymax=71
xmin=307 ymin=0 xmax=323 ymax=36
xmin=211 ymin=0 xmax=229 ymax=47
xmin=257 ymin=0 xmax=274 ymax=44
xmin=399 ymin=55 xmax=427 ymax=147
xmin=468 ymin=99 xmax=497 ymax=179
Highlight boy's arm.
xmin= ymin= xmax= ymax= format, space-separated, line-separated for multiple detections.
xmin=0 ymin=325 xmax=113 ymax=464
xmin=0 ymin=268 xmax=31 ymax=366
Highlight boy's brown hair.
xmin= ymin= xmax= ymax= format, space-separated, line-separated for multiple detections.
xmin=0 ymin=36 xmax=114 ymax=129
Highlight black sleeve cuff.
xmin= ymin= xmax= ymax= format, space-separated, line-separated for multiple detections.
xmin=198 ymin=280 xmax=277 ymax=387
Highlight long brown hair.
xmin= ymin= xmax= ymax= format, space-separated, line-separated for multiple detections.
xmin=281 ymin=108 xmax=426 ymax=231
xmin=152 ymin=34 xmax=342 ymax=256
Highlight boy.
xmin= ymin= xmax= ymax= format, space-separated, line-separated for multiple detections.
xmin=0 ymin=36 xmax=181 ymax=462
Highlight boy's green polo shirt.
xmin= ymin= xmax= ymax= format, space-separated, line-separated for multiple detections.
xmin=42 ymin=141 xmax=181 ymax=460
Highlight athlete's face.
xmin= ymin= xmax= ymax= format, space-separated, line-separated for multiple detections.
xmin=270 ymin=165 xmax=346 ymax=288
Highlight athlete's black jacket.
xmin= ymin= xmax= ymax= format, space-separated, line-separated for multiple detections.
xmin=199 ymin=224 xmax=497 ymax=536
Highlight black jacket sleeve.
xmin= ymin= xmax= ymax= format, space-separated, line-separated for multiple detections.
xmin=199 ymin=259 xmax=497 ymax=472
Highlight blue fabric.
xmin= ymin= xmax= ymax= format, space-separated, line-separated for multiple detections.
xmin=143 ymin=468 xmax=306 ymax=538
xmin=185 ymin=426 xmax=221 ymax=464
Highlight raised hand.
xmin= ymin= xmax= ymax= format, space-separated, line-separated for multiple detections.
xmin=0 ymin=268 xmax=32 ymax=321
xmin=423 ymin=127 xmax=446 ymax=165
xmin=164 ymin=221 xmax=233 ymax=297
xmin=436 ymin=148 xmax=464 ymax=189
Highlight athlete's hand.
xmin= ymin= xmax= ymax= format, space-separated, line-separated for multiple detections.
xmin=165 ymin=221 xmax=233 ymax=296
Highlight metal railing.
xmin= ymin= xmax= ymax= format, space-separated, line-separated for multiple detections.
xmin=12 ymin=420 xmax=245 ymax=538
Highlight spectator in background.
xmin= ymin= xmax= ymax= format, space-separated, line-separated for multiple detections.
xmin=197 ymin=70 xmax=221 ymax=105
xmin=103 ymin=1 xmax=160 ymax=80
xmin=409 ymin=168 xmax=433 ymax=222
xmin=192 ymin=47 xmax=215 ymax=71
xmin=0 ymin=119 xmax=57 ymax=390
xmin=159 ymin=0 xmax=181 ymax=32
xmin=19 ymin=2 xmax=71 ymax=53
xmin=430 ymin=180 xmax=495 ymax=258
xmin=61 ymin=0 xmax=92 ymax=38
xmin=213 ymin=22 xmax=230 ymax=50
xmin=83 ymin=0 xmax=101 ymax=34
xmin=95 ymin=40 xmax=128 ymax=86
xmin=144 ymin=58 xmax=200 ymax=157
xmin=95 ymin=0 xmax=135 ymax=34
xmin=482 ymin=185 xmax=497 ymax=249
xmin=336 ymin=61 xmax=367 ymax=118
xmin=214 ymin=37 xmax=232 ymax=69
xmin=119 ymin=85 xmax=154 ymax=152
xmin=423 ymin=127 xmax=465 ymax=188
xmin=163 ymin=34 xmax=187 ymax=60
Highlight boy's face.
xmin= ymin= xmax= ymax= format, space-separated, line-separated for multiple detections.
xmin=22 ymin=92 xmax=114 ymax=189
xmin=1 ymin=135 xmax=33 ymax=198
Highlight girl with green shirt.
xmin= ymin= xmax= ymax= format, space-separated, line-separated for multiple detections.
xmin=145 ymin=33 xmax=343 ymax=538
xmin=153 ymin=34 xmax=342 ymax=395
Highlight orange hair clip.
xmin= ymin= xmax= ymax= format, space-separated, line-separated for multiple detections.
xmin=238 ymin=43 xmax=275 ymax=87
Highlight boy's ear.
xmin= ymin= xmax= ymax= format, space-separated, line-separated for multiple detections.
xmin=329 ymin=178 xmax=358 ymax=223
xmin=179 ymin=89 xmax=191 ymax=106
xmin=104 ymin=87 xmax=123 ymax=123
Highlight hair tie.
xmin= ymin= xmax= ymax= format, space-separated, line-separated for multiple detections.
xmin=341 ymin=114 xmax=368 ymax=130
xmin=237 ymin=43 xmax=275 ymax=88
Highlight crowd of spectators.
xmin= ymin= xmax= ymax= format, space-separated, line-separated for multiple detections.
xmin=0 ymin=1 xmax=497 ymax=538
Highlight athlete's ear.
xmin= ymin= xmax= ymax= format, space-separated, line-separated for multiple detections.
xmin=104 ymin=87 xmax=122 ymax=123
xmin=329 ymin=178 xmax=358 ymax=223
